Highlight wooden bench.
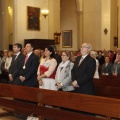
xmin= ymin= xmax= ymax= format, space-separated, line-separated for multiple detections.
xmin=0 ymin=83 xmax=120 ymax=120
xmin=93 ymin=76 xmax=120 ymax=98
xmin=99 ymin=75 xmax=120 ymax=81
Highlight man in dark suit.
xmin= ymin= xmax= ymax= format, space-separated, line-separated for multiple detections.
xmin=51 ymin=45 xmax=62 ymax=67
xmin=9 ymin=43 xmax=25 ymax=85
xmin=19 ymin=43 xmax=39 ymax=87
xmin=72 ymin=43 xmax=96 ymax=95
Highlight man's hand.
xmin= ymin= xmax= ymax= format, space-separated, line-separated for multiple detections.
xmin=9 ymin=74 xmax=13 ymax=81
xmin=72 ymin=80 xmax=79 ymax=87
xmin=20 ymin=76 xmax=25 ymax=82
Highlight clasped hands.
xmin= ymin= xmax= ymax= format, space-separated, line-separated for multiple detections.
xmin=72 ymin=80 xmax=79 ymax=87
xmin=19 ymin=76 xmax=25 ymax=82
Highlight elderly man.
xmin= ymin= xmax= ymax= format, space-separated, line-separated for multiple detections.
xmin=72 ymin=43 xmax=96 ymax=95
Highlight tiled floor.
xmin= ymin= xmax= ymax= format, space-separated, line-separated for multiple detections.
xmin=0 ymin=108 xmax=20 ymax=120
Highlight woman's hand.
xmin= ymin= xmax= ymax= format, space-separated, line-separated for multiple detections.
xmin=37 ymin=75 xmax=41 ymax=81
xmin=37 ymin=75 xmax=43 ymax=86
xmin=57 ymin=82 xmax=62 ymax=89
xmin=38 ymin=80 xmax=43 ymax=86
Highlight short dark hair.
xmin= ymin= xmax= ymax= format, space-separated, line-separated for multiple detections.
xmin=26 ymin=43 xmax=34 ymax=50
xmin=14 ymin=43 xmax=22 ymax=51
xmin=45 ymin=45 xmax=55 ymax=58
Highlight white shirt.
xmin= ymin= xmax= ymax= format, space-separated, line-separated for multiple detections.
xmin=15 ymin=52 xmax=21 ymax=60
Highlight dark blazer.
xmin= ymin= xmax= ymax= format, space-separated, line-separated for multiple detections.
xmin=9 ymin=53 xmax=25 ymax=85
xmin=71 ymin=55 xmax=96 ymax=95
xmin=20 ymin=53 xmax=39 ymax=87
xmin=101 ymin=62 xmax=113 ymax=75
xmin=55 ymin=53 xmax=62 ymax=67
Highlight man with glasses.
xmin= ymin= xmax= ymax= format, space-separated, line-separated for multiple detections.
xmin=72 ymin=43 xmax=96 ymax=95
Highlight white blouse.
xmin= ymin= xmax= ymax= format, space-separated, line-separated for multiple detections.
xmin=4 ymin=57 xmax=12 ymax=70
xmin=37 ymin=58 xmax=57 ymax=77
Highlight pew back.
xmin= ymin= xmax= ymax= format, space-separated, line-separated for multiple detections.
xmin=93 ymin=75 xmax=120 ymax=98
xmin=0 ymin=83 xmax=120 ymax=120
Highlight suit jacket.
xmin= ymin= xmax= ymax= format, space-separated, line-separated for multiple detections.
xmin=20 ymin=53 xmax=39 ymax=87
xmin=55 ymin=53 xmax=62 ymax=67
xmin=71 ymin=55 xmax=96 ymax=95
xmin=101 ymin=62 xmax=113 ymax=75
xmin=55 ymin=61 xmax=74 ymax=91
xmin=9 ymin=53 xmax=25 ymax=85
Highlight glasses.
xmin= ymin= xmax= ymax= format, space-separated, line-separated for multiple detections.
xmin=81 ymin=46 xmax=89 ymax=49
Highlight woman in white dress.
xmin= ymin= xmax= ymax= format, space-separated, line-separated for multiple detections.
xmin=37 ymin=46 xmax=57 ymax=90
xmin=90 ymin=51 xmax=99 ymax=79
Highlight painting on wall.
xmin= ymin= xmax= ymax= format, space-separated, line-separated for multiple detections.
xmin=62 ymin=30 xmax=72 ymax=48
xmin=27 ymin=6 xmax=40 ymax=30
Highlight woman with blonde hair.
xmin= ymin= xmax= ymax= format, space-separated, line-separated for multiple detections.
xmin=90 ymin=51 xmax=99 ymax=79
xmin=55 ymin=50 xmax=74 ymax=92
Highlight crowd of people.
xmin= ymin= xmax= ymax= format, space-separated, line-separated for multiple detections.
xmin=0 ymin=42 xmax=120 ymax=119
xmin=0 ymin=43 xmax=120 ymax=89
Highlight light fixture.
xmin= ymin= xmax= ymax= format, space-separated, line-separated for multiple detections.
xmin=41 ymin=1 xmax=49 ymax=18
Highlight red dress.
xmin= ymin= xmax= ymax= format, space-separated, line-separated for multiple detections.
xmin=40 ymin=65 xmax=56 ymax=79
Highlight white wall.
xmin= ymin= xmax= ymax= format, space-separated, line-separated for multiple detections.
xmin=101 ymin=0 xmax=110 ymax=50
xmin=118 ymin=0 xmax=120 ymax=48
xmin=13 ymin=0 xmax=49 ymax=46
xmin=60 ymin=0 xmax=77 ymax=51
xmin=83 ymin=0 xmax=101 ymax=50
xmin=0 ymin=0 xmax=2 ymax=50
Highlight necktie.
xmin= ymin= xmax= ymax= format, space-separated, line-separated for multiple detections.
xmin=24 ymin=55 xmax=28 ymax=64
xmin=78 ymin=57 xmax=83 ymax=66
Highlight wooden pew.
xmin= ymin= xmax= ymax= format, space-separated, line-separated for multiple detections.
xmin=93 ymin=76 xmax=120 ymax=98
xmin=99 ymin=75 xmax=120 ymax=81
xmin=93 ymin=78 xmax=120 ymax=88
xmin=0 ymin=84 xmax=120 ymax=120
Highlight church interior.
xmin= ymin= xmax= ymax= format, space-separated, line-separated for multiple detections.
xmin=0 ymin=0 xmax=120 ymax=120
xmin=0 ymin=0 xmax=120 ymax=51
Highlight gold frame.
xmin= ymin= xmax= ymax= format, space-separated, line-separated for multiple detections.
xmin=27 ymin=6 xmax=40 ymax=30
xmin=62 ymin=30 xmax=72 ymax=48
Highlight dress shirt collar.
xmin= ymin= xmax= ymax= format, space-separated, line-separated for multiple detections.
xmin=15 ymin=52 xmax=21 ymax=56
xmin=26 ymin=52 xmax=33 ymax=58
xmin=82 ymin=54 xmax=88 ymax=59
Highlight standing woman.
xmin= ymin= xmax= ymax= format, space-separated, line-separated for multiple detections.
xmin=90 ymin=51 xmax=99 ymax=79
xmin=37 ymin=46 xmax=57 ymax=90
xmin=55 ymin=50 xmax=74 ymax=92
xmin=4 ymin=51 xmax=13 ymax=71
